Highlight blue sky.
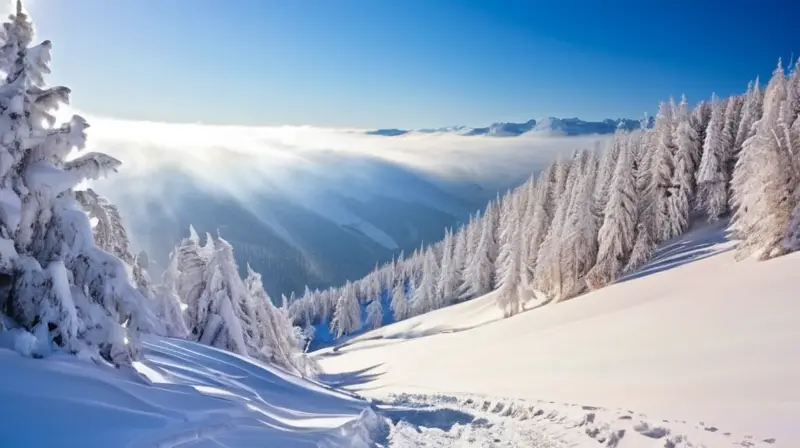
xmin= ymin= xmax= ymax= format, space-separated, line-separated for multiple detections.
xmin=25 ymin=0 xmax=800 ymax=129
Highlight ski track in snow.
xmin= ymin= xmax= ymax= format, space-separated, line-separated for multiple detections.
xmin=374 ymin=392 xmax=777 ymax=447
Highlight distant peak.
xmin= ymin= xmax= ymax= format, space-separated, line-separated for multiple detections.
xmin=367 ymin=116 xmax=647 ymax=138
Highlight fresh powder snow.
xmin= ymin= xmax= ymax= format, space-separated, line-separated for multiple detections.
xmin=315 ymin=223 xmax=798 ymax=447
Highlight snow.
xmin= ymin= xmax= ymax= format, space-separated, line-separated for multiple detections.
xmin=0 ymin=335 xmax=385 ymax=447
xmin=368 ymin=117 xmax=649 ymax=138
xmin=24 ymin=161 xmax=78 ymax=194
xmin=316 ymin=223 xmax=798 ymax=447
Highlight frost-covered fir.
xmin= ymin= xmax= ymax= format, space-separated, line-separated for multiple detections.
xmin=669 ymin=95 xmax=701 ymax=235
xmin=0 ymin=2 xmax=158 ymax=364
xmin=730 ymin=60 xmax=798 ymax=260
xmin=494 ymin=194 xmax=525 ymax=316
xmin=697 ymin=94 xmax=730 ymax=220
xmin=365 ymin=297 xmax=383 ymax=330
xmin=331 ymin=281 xmax=360 ymax=338
xmin=587 ymin=137 xmax=638 ymax=289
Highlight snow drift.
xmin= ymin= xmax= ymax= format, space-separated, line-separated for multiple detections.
xmin=0 ymin=335 xmax=385 ymax=447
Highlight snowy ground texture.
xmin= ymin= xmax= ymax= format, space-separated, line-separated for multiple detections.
xmin=0 ymin=336 xmax=385 ymax=447
xmin=0 ymin=223 xmax=795 ymax=447
xmin=316 ymin=222 xmax=798 ymax=447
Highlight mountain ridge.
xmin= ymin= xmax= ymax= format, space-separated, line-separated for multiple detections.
xmin=367 ymin=116 xmax=653 ymax=137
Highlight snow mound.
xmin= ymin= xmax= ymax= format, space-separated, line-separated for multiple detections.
xmin=0 ymin=336 xmax=386 ymax=447
xmin=316 ymin=223 xmax=799 ymax=446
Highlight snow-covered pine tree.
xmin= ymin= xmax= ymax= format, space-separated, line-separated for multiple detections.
xmin=586 ymin=135 xmax=638 ymax=289
xmin=626 ymin=131 xmax=658 ymax=272
xmin=782 ymin=62 xmax=800 ymax=251
xmin=520 ymin=162 xmax=554 ymax=288
xmin=696 ymin=94 xmax=731 ymax=220
xmin=330 ymin=281 xmax=361 ymax=338
xmin=194 ymin=235 xmax=250 ymax=357
xmin=721 ymin=94 xmax=745 ymax=176
xmin=594 ymin=133 xmax=623 ymax=214
xmin=365 ymin=296 xmax=383 ymax=330
xmin=534 ymin=152 xmax=580 ymax=300
xmin=730 ymin=60 xmax=795 ymax=260
xmin=0 ymin=2 xmax=158 ymax=364
xmin=411 ymin=246 xmax=440 ymax=314
xmin=436 ymin=229 xmax=460 ymax=306
xmin=668 ymin=95 xmax=702 ymax=236
xmin=692 ymin=100 xmax=712 ymax=152
xmin=651 ymin=100 xmax=677 ymax=241
xmin=390 ymin=275 xmax=409 ymax=321
xmin=495 ymin=191 xmax=525 ymax=316
xmin=176 ymin=228 xmax=208 ymax=340
xmin=559 ymin=149 xmax=600 ymax=300
xmin=733 ymin=79 xmax=763 ymax=168
xmin=460 ymin=201 xmax=498 ymax=299
xmin=244 ymin=264 xmax=319 ymax=376
xmin=153 ymin=250 xmax=190 ymax=338
xmin=450 ymin=226 xmax=468 ymax=301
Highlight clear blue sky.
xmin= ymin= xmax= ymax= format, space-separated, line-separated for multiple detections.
xmin=25 ymin=0 xmax=800 ymax=129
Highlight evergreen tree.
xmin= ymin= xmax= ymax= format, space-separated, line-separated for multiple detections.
xmin=176 ymin=230 xmax=208 ymax=340
xmin=651 ymin=100 xmax=677 ymax=241
xmin=534 ymin=152 xmax=580 ymax=299
xmin=0 ymin=2 xmax=158 ymax=364
xmin=365 ymin=297 xmax=383 ymax=330
xmin=669 ymin=95 xmax=702 ymax=235
xmin=626 ymin=130 xmax=658 ymax=271
xmin=560 ymin=149 xmax=600 ymax=300
xmin=330 ymin=281 xmax=361 ymax=338
xmin=436 ymin=229 xmax=460 ymax=305
xmin=390 ymin=277 xmax=409 ymax=321
xmin=495 ymin=193 xmax=524 ymax=316
xmin=721 ymin=94 xmax=745 ymax=176
xmin=594 ymin=133 xmax=623 ymax=213
xmin=412 ymin=247 xmax=440 ymax=314
xmin=730 ymin=61 xmax=795 ymax=260
xmin=461 ymin=202 xmax=498 ymax=299
xmin=587 ymin=137 xmax=638 ymax=289
xmin=520 ymin=163 xmax=555 ymax=289
xmin=692 ymin=100 xmax=712 ymax=147
xmin=697 ymin=94 xmax=731 ymax=220
xmin=154 ymin=250 xmax=191 ymax=338
xmin=733 ymin=79 xmax=763 ymax=164
xmin=195 ymin=236 xmax=249 ymax=357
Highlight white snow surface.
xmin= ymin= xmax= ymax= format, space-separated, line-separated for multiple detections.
xmin=0 ymin=335 xmax=385 ymax=447
xmin=316 ymin=223 xmax=798 ymax=447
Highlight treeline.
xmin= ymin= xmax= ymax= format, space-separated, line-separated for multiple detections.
xmin=288 ymin=60 xmax=800 ymax=341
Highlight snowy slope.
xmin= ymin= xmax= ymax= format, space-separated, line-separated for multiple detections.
xmin=0 ymin=336 xmax=384 ymax=447
xmin=315 ymin=223 xmax=798 ymax=447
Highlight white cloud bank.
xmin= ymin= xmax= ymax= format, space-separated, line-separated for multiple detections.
xmin=84 ymin=115 xmax=609 ymax=203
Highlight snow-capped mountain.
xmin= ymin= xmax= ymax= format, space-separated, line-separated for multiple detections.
xmin=367 ymin=116 xmax=650 ymax=137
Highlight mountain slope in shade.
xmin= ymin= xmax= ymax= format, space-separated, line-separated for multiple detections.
xmin=97 ymin=167 xmax=480 ymax=299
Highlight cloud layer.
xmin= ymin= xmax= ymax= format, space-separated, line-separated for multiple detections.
xmin=76 ymin=115 xmax=611 ymax=295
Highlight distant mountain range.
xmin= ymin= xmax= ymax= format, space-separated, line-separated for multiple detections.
xmin=367 ymin=116 xmax=653 ymax=137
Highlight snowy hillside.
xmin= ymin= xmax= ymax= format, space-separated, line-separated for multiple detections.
xmin=0 ymin=335 xmax=385 ymax=447
xmin=315 ymin=223 xmax=798 ymax=447
xmin=367 ymin=116 xmax=648 ymax=137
